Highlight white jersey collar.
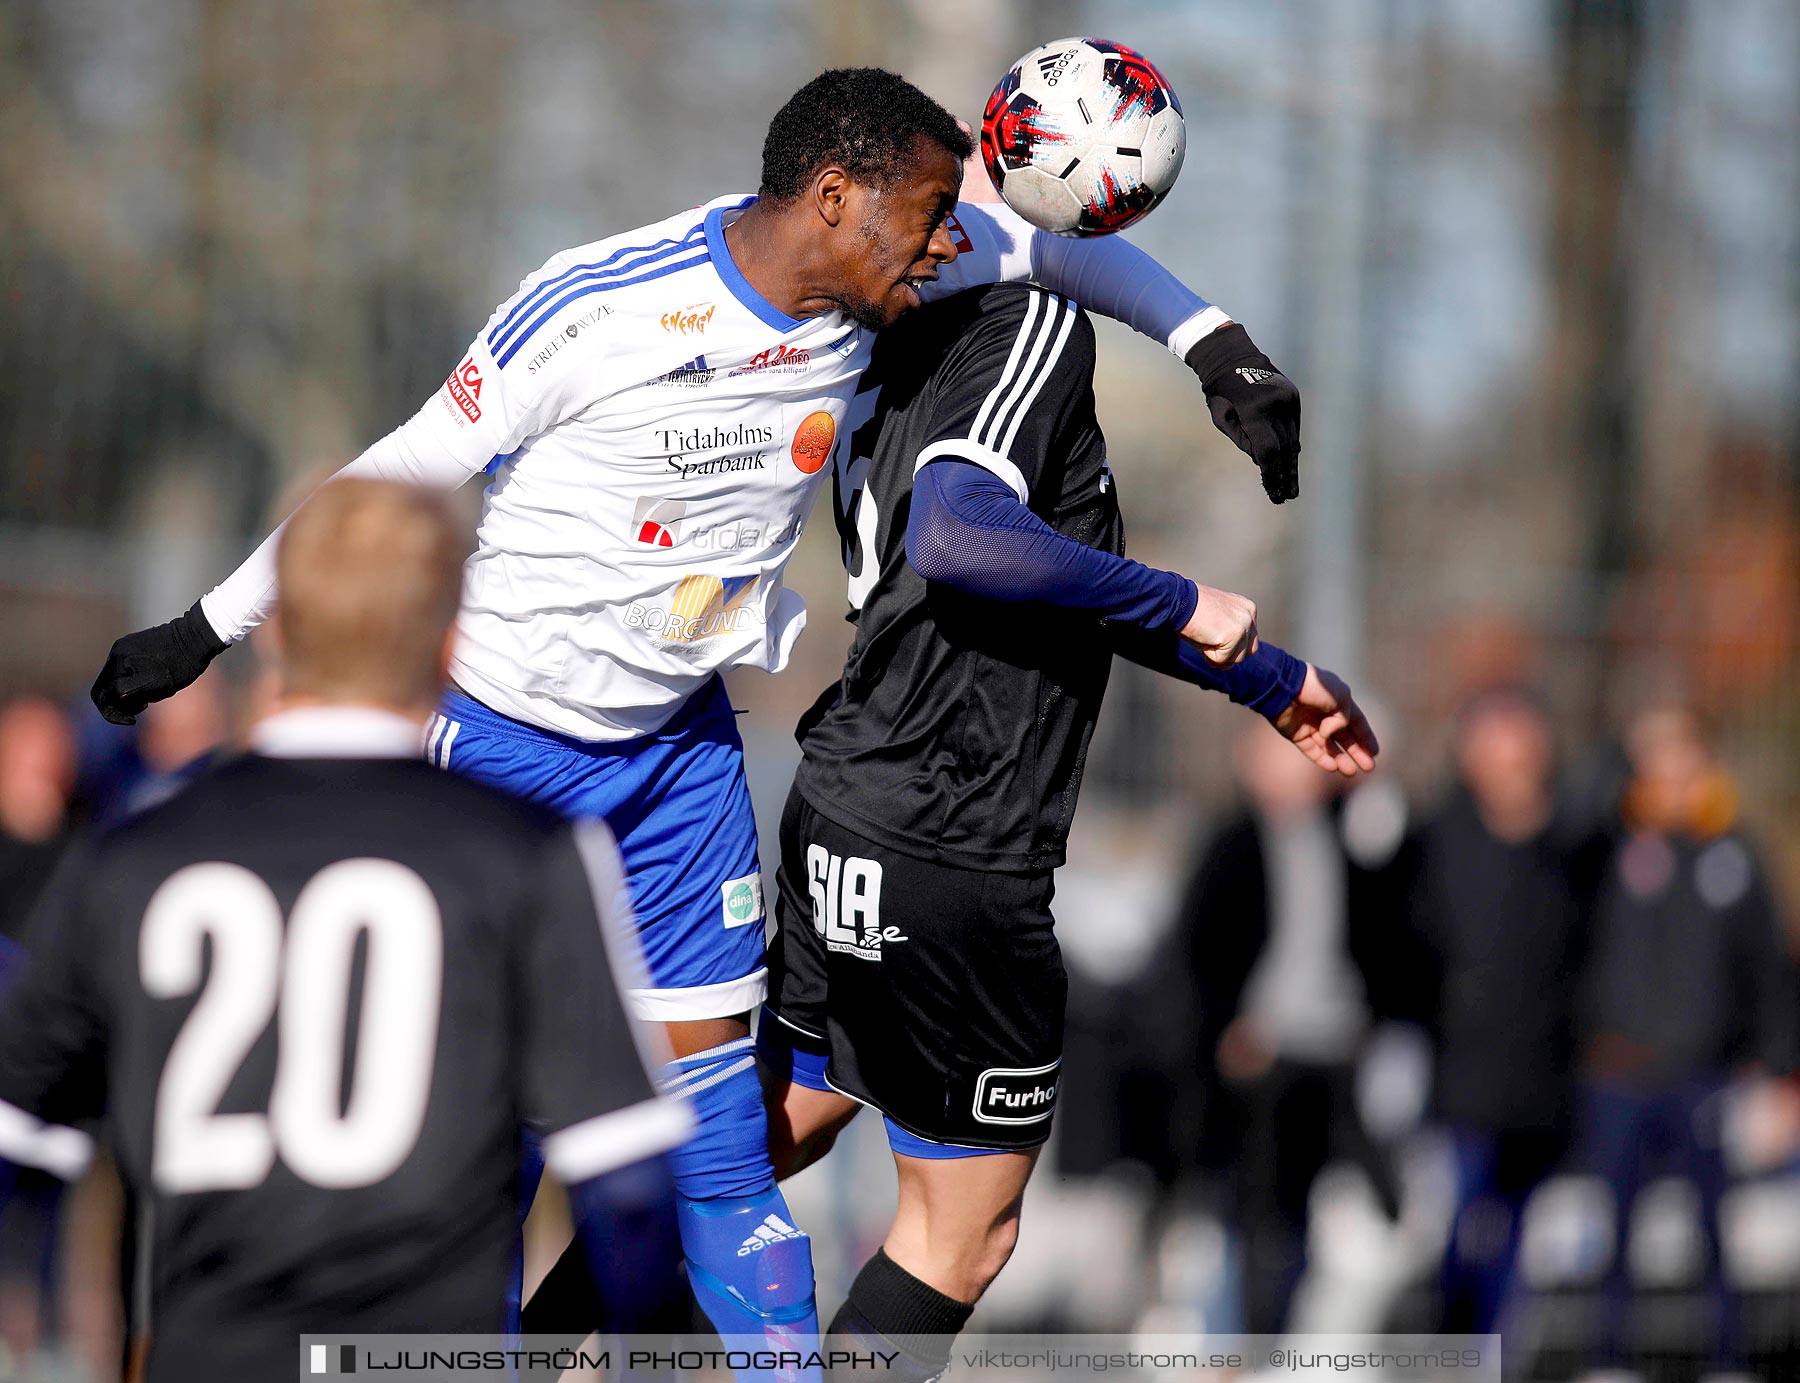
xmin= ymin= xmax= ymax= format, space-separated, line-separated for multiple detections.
xmin=251 ymin=706 xmax=427 ymax=760
xmin=703 ymin=198 xmax=803 ymax=333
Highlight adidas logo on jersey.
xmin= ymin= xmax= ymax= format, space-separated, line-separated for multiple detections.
xmin=736 ymin=1213 xmax=804 ymax=1257
xmin=654 ymin=355 xmax=715 ymax=388
xmin=1234 ymin=366 xmax=1277 ymax=385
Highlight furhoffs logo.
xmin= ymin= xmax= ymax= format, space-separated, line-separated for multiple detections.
xmin=972 ymin=1061 xmax=1060 ymax=1126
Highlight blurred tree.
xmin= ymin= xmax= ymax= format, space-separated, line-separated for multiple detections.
xmin=1542 ymin=0 xmax=1644 ymax=722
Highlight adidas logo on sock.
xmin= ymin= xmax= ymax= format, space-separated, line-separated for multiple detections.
xmin=736 ymin=1213 xmax=804 ymax=1257
xmin=1235 ymin=366 xmax=1276 ymax=385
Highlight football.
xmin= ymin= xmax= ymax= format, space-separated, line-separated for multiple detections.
xmin=979 ymin=37 xmax=1186 ymax=237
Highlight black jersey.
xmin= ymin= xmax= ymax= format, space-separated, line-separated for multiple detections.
xmin=0 ymin=722 xmax=686 ymax=1382
xmin=794 ymin=283 xmax=1118 ymax=872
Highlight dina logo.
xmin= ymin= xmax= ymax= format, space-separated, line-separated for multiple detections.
xmin=721 ymin=873 xmax=764 ymax=929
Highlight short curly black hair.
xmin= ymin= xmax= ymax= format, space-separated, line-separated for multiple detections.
xmin=759 ymin=68 xmax=973 ymax=204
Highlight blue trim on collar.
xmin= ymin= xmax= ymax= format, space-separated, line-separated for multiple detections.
xmin=704 ymin=198 xmax=802 ymax=333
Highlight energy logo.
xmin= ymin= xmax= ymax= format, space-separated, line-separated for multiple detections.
xmin=661 ymin=303 xmax=716 ymax=335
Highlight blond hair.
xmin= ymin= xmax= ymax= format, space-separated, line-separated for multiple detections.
xmin=276 ymin=480 xmax=467 ymax=707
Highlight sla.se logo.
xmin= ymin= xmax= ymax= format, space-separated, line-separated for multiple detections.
xmin=736 ymin=1212 xmax=803 ymax=1257
xmin=661 ymin=302 xmax=715 ymax=335
xmin=973 ymin=1061 xmax=1060 ymax=1126
xmin=624 ymin=573 xmax=759 ymax=643
xmin=444 ymin=357 xmax=483 ymax=423
xmin=524 ymin=305 xmax=611 ymax=375
xmin=660 ymin=422 xmax=775 ymax=480
xmin=721 ymin=873 xmax=764 ymax=930
xmin=790 ymin=410 xmax=837 ymax=476
xmin=729 ymin=344 xmax=811 ymax=377
xmin=805 ymin=844 xmax=906 ymax=961
xmin=653 ymin=354 xmax=715 ymax=387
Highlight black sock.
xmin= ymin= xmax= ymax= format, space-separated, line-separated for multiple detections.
xmin=827 ymin=1249 xmax=973 ymax=1381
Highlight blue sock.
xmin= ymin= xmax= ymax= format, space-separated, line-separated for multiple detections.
xmin=658 ymin=1038 xmax=822 ymax=1383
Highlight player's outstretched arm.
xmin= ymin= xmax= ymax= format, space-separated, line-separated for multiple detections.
xmin=944 ymin=199 xmax=1302 ymax=503
xmin=90 ymin=601 xmax=231 ymax=726
xmin=89 ymin=394 xmax=506 ymax=725
xmin=1107 ymin=628 xmax=1376 ymax=777
xmin=904 ymin=458 xmax=1259 ymax=667
xmin=1271 ymin=662 xmax=1380 ymax=776
xmin=91 ymin=238 xmax=625 ymax=725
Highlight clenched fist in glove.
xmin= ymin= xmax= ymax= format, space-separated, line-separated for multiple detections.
xmin=1185 ymin=323 xmax=1302 ymax=504
xmin=90 ymin=601 xmax=229 ymax=725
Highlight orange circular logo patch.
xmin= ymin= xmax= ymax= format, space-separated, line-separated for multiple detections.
xmin=791 ymin=410 xmax=837 ymax=474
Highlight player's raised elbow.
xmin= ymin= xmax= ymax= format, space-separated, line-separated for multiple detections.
xmin=903 ymin=499 xmax=971 ymax=586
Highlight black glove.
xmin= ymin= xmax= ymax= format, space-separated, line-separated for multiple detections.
xmin=90 ymin=601 xmax=230 ymax=726
xmin=1185 ymin=323 xmax=1302 ymax=504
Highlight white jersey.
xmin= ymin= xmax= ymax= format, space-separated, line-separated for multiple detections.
xmin=202 ymin=193 xmax=1230 ymax=741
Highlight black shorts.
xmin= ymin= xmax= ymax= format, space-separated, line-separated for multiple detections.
xmin=764 ymin=788 xmax=1066 ymax=1151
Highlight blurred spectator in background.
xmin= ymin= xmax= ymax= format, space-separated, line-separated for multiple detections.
xmin=1408 ymin=686 xmax=1605 ymax=1336
xmin=0 ymin=698 xmax=77 ymax=949
xmin=1172 ymin=722 xmax=1407 ymax=1333
xmin=109 ymin=671 xmax=232 ymax=822
xmin=0 ymin=697 xmax=78 ymax=1363
xmin=1579 ymin=705 xmax=1799 ymax=1374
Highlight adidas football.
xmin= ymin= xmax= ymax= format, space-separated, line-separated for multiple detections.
xmin=979 ymin=37 xmax=1185 ymax=237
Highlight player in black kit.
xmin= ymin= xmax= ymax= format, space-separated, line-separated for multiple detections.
xmin=0 ymin=481 xmax=692 ymax=1381
xmin=757 ymin=283 xmax=1378 ymax=1375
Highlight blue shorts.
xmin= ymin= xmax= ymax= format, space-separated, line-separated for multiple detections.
xmin=428 ymin=678 xmax=766 ymax=1020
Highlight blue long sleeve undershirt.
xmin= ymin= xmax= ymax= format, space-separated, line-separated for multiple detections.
xmin=905 ymin=458 xmax=1199 ymax=629
xmin=905 ymin=458 xmax=1306 ymax=719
